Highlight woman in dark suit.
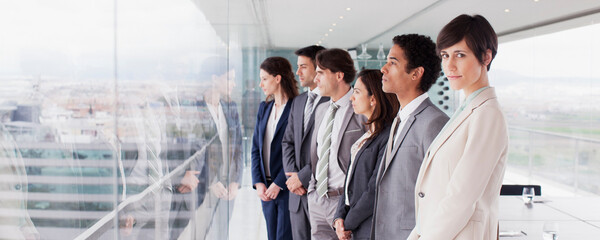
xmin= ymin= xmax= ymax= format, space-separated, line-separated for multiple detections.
xmin=333 ymin=69 xmax=399 ymax=240
xmin=251 ymin=56 xmax=299 ymax=240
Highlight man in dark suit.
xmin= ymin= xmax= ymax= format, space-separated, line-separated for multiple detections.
xmin=371 ymin=34 xmax=449 ymax=239
xmin=308 ymin=49 xmax=367 ymax=239
xmin=282 ymin=45 xmax=326 ymax=240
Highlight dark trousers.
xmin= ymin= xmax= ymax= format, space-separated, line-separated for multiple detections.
xmin=261 ymin=188 xmax=292 ymax=240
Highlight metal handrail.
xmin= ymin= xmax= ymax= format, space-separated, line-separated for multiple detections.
xmin=73 ymin=136 xmax=215 ymax=240
xmin=509 ymin=126 xmax=600 ymax=144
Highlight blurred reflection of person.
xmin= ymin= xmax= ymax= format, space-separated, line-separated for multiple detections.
xmin=251 ymin=57 xmax=298 ymax=240
xmin=408 ymin=14 xmax=508 ymax=240
xmin=177 ymin=56 xmax=243 ymax=240
xmin=120 ymin=93 xmax=174 ymax=240
xmin=0 ymin=124 xmax=39 ymax=240
xmin=333 ymin=70 xmax=398 ymax=240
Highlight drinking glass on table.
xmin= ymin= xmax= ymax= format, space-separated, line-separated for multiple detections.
xmin=542 ymin=221 xmax=559 ymax=240
xmin=522 ymin=187 xmax=534 ymax=204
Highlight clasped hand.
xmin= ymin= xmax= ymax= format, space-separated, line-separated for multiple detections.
xmin=285 ymin=172 xmax=307 ymax=196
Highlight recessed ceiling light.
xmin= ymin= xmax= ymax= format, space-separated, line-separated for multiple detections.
xmin=339 ymin=16 xmax=344 ymax=19
xmin=504 ymin=8 xmax=510 ymax=12
xmin=325 ymin=33 xmax=329 ymax=37
xmin=534 ymin=0 xmax=539 ymax=2
xmin=316 ymin=43 xmax=320 ymax=46
xmin=332 ymin=23 xmax=336 ymax=26
xmin=346 ymin=7 xmax=351 ymax=11
xmin=329 ymin=29 xmax=333 ymax=32
xmin=318 ymin=41 xmax=322 ymax=44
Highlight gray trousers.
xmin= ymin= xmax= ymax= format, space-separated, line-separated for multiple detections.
xmin=307 ymin=190 xmax=340 ymax=240
xmin=289 ymin=194 xmax=311 ymax=240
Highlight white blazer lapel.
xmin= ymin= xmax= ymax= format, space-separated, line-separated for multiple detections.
xmin=419 ymin=88 xmax=497 ymax=181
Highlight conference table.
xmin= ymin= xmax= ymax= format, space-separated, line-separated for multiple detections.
xmin=499 ymin=196 xmax=600 ymax=239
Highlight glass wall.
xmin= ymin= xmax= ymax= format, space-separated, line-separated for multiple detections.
xmin=491 ymin=22 xmax=600 ymax=197
xmin=0 ymin=0 xmax=264 ymax=239
xmin=3 ymin=1 xmax=599 ymax=239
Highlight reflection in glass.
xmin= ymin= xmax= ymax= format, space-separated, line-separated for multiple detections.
xmin=377 ymin=43 xmax=386 ymax=60
xmin=357 ymin=43 xmax=372 ymax=60
xmin=0 ymin=124 xmax=39 ymax=239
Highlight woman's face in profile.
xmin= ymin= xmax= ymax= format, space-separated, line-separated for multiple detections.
xmin=439 ymin=39 xmax=485 ymax=93
xmin=350 ymin=78 xmax=374 ymax=117
xmin=259 ymin=69 xmax=280 ymax=97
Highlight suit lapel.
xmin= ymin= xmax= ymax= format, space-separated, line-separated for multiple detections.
xmin=310 ymin=101 xmax=329 ymax=175
xmin=302 ymin=96 xmax=329 ymax=142
xmin=348 ymin=135 xmax=374 ymax=185
xmin=258 ymin=101 xmax=274 ymax=152
xmin=381 ymin=99 xmax=431 ymax=176
xmin=333 ymin=105 xmax=355 ymax=155
xmin=419 ymin=88 xmax=497 ymax=182
xmin=295 ymin=93 xmax=308 ymax=140
xmin=385 ymin=115 xmax=414 ymax=169
xmin=273 ymin=99 xmax=293 ymax=137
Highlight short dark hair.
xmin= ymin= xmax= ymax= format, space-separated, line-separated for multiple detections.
xmin=437 ymin=14 xmax=498 ymax=71
xmin=316 ymin=48 xmax=356 ymax=84
xmin=356 ymin=69 xmax=399 ymax=140
xmin=295 ymin=45 xmax=326 ymax=68
xmin=260 ymin=57 xmax=299 ymax=101
xmin=392 ymin=34 xmax=441 ymax=93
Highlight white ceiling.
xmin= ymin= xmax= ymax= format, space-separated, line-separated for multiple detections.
xmin=194 ymin=0 xmax=600 ymax=49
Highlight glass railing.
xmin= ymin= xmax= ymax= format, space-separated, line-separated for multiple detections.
xmin=507 ymin=127 xmax=600 ymax=196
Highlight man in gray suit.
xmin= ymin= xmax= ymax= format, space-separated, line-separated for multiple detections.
xmin=308 ymin=48 xmax=367 ymax=240
xmin=371 ymin=34 xmax=449 ymax=239
xmin=282 ymin=45 xmax=327 ymax=240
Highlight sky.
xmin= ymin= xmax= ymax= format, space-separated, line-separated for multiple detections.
xmin=492 ymin=21 xmax=600 ymax=80
xmin=0 ymin=0 xmax=224 ymax=80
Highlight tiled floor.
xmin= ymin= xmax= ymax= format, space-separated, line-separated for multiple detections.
xmin=228 ymin=166 xmax=268 ymax=240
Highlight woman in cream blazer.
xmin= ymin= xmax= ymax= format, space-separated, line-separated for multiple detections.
xmin=408 ymin=14 xmax=508 ymax=240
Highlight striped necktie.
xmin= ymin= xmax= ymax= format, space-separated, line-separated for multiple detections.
xmin=304 ymin=92 xmax=317 ymax=131
xmin=316 ymin=102 xmax=339 ymax=198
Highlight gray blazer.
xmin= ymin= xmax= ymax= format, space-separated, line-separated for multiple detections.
xmin=371 ymin=98 xmax=448 ymax=240
xmin=282 ymin=92 xmax=329 ymax=212
xmin=309 ymin=99 xmax=367 ymax=184
xmin=334 ymin=125 xmax=391 ymax=239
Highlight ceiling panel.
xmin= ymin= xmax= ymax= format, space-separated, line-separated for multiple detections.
xmin=194 ymin=0 xmax=600 ymax=49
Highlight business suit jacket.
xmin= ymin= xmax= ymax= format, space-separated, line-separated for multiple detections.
xmin=408 ymin=88 xmax=508 ymax=240
xmin=334 ymin=125 xmax=390 ymax=239
xmin=309 ymin=100 xmax=367 ymax=184
xmin=194 ymin=99 xmax=244 ymax=206
xmin=251 ymin=100 xmax=294 ymax=193
xmin=282 ymin=92 xmax=329 ymax=212
xmin=371 ymin=98 xmax=448 ymax=240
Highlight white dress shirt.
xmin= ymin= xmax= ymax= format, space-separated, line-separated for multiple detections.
xmin=304 ymin=87 xmax=322 ymax=114
xmin=262 ymin=102 xmax=286 ymax=177
xmin=207 ymin=101 xmax=229 ymax=165
xmin=316 ymin=88 xmax=353 ymax=189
